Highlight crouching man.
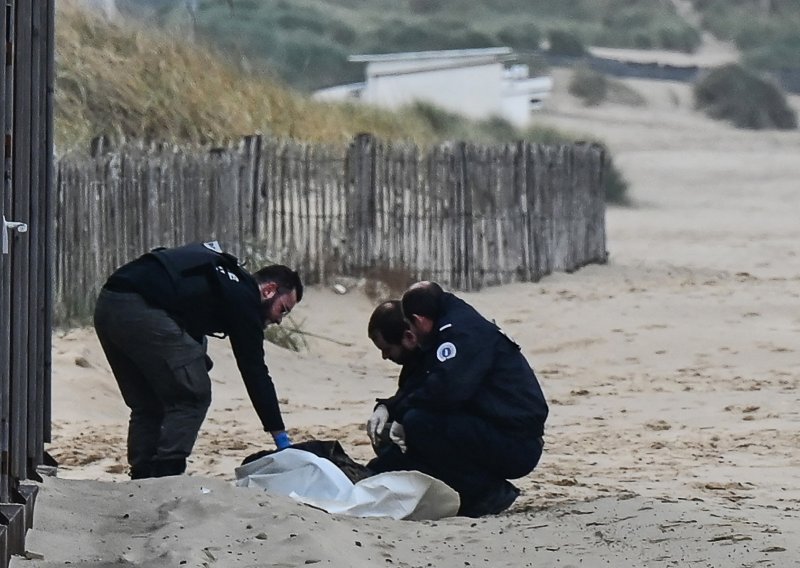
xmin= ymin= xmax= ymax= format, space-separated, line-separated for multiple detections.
xmin=366 ymin=284 xmax=548 ymax=517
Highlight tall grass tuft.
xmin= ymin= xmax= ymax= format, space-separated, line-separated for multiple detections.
xmin=55 ymin=2 xmax=629 ymax=204
xmin=568 ymin=64 xmax=608 ymax=106
xmin=55 ymin=2 xmax=437 ymax=150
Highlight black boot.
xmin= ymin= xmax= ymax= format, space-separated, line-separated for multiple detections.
xmin=129 ymin=463 xmax=153 ymax=480
xmin=151 ymin=458 xmax=187 ymax=477
xmin=458 ymin=480 xmax=520 ymax=517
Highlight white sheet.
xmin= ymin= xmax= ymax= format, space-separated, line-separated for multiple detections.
xmin=234 ymin=448 xmax=460 ymax=520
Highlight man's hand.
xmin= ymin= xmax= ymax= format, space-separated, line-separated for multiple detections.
xmin=367 ymin=405 xmax=390 ymax=450
xmin=271 ymin=430 xmax=292 ymax=450
xmin=389 ymin=421 xmax=407 ymax=453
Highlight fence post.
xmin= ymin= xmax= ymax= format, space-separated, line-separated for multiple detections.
xmin=345 ymin=133 xmax=376 ymax=276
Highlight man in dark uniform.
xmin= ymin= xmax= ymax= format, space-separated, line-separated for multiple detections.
xmin=93 ymin=241 xmax=303 ymax=479
xmin=373 ymin=281 xmax=548 ymax=517
xmin=365 ymin=300 xmax=425 ymax=455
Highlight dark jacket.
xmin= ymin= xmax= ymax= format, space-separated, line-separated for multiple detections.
xmin=375 ymin=350 xmax=427 ymax=422
xmin=104 ymin=241 xmax=285 ymax=432
xmin=398 ymin=292 xmax=548 ymax=437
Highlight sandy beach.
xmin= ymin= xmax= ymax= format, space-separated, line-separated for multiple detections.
xmin=14 ymin=66 xmax=800 ymax=567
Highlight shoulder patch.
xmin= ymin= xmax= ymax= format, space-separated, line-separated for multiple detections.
xmin=439 ymin=323 xmax=453 ymax=332
xmin=203 ymin=240 xmax=223 ymax=253
xmin=215 ymin=265 xmax=240 ymax=282
xmin=436 ymin=342 xmax=457 ymax=362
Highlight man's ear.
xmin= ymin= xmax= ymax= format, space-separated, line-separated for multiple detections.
xmin=402 ymin=329 xmax=417 ymax=346
xmin=261 ymin=281 xmax=278 ymax=301
xmin=410 ymin=314 xmax=432 ymax=332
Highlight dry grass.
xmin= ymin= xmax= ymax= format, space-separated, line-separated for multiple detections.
xmin=55 ymin=2 xmax=437 ymax=150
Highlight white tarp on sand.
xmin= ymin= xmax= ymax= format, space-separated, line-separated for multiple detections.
xmin=234 ymin=448 xmax=460 ymax=520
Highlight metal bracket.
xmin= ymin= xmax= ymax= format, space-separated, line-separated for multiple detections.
xmin=2 ymin=215 xmax=28 ymax=255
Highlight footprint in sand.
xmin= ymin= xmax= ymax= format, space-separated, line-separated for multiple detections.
xmin=645 ymin=420 xmax=671 ymax=431
xmin=534 ymin=338 xmax=604 ymax=354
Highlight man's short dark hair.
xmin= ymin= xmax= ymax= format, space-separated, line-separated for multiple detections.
xmin=254 ymin=265 xmax=304 ymax=301
xmin=368 ymin=300 xmax=406 ymax=344
xmin=401 ymin=281 xmax=443 ymax=321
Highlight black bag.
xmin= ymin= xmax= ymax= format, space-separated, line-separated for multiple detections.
xmin=242 ymin=440 xmax=372 ymax=484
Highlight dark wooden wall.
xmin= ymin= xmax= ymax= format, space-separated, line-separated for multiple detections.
xmin=1 ymin=0 xmax=55 ymax=564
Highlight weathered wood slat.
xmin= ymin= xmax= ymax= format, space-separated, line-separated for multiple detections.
xmin=0 ymin=0 xmax=11 ymax=503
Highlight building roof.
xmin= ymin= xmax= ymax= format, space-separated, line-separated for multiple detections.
xmin=349 ymin=47 xmax=513 ymax=63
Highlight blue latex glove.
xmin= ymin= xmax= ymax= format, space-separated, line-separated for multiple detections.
xmin=273 ymin=431 xmax=292 ymax=450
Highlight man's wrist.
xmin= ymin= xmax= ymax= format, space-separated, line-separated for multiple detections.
xmin=272 ymin=430 xmax=291 ymax=449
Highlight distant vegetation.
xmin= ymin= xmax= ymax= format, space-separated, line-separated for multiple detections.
xmin=55 ymin=4 xmax=436 ymax=149
xmin=53 ymin=4 xmax=581 ymax=150
xmin=568 ymin=65 xmax=607 ymax=106
xmin=568 ymin=65 xmax=646 ymax=108
xmin=55 ymin=4 xmax=629 ymax=203
xmin=693 ymin=0 xmax=800 ymax=71
xmin=115 ymin=0 xmax=701 ymax=91
xmin=547 ymin=29 xmax=587 ymax=57
xmin=694 ymin=64 xmax=798 ymax=130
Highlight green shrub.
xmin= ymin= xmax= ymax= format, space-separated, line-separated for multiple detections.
xmin=475 ymin=116 xmax=518 ymax=142
xmin=657 ymin=24 xmax=702 ymax=52
xmin=275 ymin=32 xmax=351 ymax=89
xmin=694 ymin=64 xmax=797 ymax=130
xmin=408 ymin=0 xmax=441 ymax=14
xmin=367 ymin=20 xmax=437 ymax=51
xmin=743 ymin=33 xmax=800 ymax=69
xmin=547 ymin=29 xmax=586 ymax=56
xmin=568 ymin=65 xmax=608 ymax=106
xmin=496 ymin=22 xmax=542 ymax=51
xmin=365 ymin=19 xmax=498 ymax=53
xmin=328 ymin=20 xmax=357 ymax=46
xmin=606 ymin=80 xmax=646 ymax=107
xmin=603 ymin=155 xmax=630 ymax=205
xmin=520 ymin=124 xmax=574 ymax=146
xmin=632 ymin=32 xmax=654 ymax=50
xmin=448 ymin=29 xmax=497 ymax=49
xmin=275 ymin=12 xmax=327 ymax=34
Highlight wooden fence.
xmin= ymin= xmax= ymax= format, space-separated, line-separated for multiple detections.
xmin=55 ymin=134 xmax=607 ymax=324
xmin=1 ymin=0 xmax=55 ymax=565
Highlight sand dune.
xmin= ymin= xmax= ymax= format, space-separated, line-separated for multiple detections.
xmin=17 ymin=70 xmax=800 ymax=567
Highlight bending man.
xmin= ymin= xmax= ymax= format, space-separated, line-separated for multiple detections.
xmin=93 ymin=241 xmax=302 ymax=478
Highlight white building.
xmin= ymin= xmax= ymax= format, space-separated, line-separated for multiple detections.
xmin=314 ymin=48 xmax=552 ymax=128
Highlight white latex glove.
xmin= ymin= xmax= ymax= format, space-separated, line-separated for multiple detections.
xmin=367 ymin=405 xmax=390 ymax=448
xmin=389 ymin=421 xmax=407 ymax=453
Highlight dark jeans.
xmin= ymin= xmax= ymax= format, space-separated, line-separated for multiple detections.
xmin=94 ymin=290 xmax=211 ymax=477
xmin=368 ymin=408 xmax=543 ymax=503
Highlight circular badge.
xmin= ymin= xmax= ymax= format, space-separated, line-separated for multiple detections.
xmin=436 ymin=342 xmax=457 ymax=362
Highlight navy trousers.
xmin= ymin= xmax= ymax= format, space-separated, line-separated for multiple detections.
xmin=368 ymin=408 xmax=543 ymax=505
